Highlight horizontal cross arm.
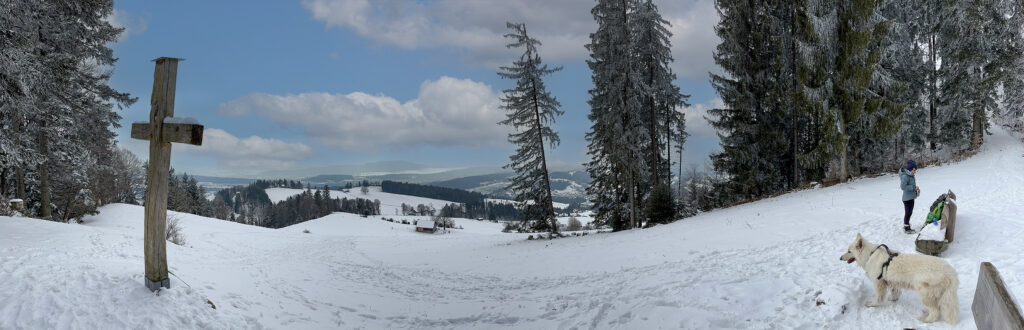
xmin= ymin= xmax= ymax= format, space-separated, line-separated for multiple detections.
xmin=130 ymin=122 xmax=204 ymax=146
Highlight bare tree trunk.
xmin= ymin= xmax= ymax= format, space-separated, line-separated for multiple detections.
xmin=648 ymin=67 xmax=660 ymax=188
xmin=628 ymin=169 xmax=636 ymax=229
xmin=973 ymin=106 xmax=985 ymax=149
xmin=789 ymin=5 xmax=801 ymax=189
xmin=666 ymin=104 xmax=674 ymax=203
xmin=620 ymin=0 xmax=637 ymax=229
xmin=15 ymin=165 xmax=25 ymax=200
xmin=12 ymin=112 xmax=26 ymax=200
xmin=929 ymin=33 xmax=937 ymax=151
xmin=39 ymin=121 xmax=51 ymax=219
xmin=1 ymin=168 xmax=7 ymax=197
xmin=677 ymin=139 xmax=683 ymax=203
xmin=530 ymin=77 xmax=557 ymax=235
xmin=839 ymin=116 xmax=849 ymax=182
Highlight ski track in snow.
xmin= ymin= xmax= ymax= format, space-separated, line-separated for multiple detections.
xmin=1 ymin=127 xmax=1022 ymax=329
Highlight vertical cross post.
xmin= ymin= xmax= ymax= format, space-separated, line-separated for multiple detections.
xmin=130 ymin=57 xmax=204 ymax=292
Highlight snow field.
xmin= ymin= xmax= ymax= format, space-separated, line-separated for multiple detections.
xmin=266 ymin=186 xmax=453 ymax=214
xmin=0 ymin=126 xmax=1021 ymax=329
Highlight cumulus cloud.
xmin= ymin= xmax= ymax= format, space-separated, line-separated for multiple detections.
xmin=178 ymin=128 xmax=314 ymax=170
xmin=680 ymin=97 xmax=724 ymax=139
xmin=106 ymin=9 xmax=149 ymax=41
xmin=302 ymin=0 xmax=720 ymax=79
xmin=217 ymin=76 xmax=508 ymax=152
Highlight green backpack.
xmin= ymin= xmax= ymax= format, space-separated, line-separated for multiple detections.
xmin=926 ymin=201 xmax=944 ymax=224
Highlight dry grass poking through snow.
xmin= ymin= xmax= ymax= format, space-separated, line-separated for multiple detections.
xmin=166 ymin=214 xmax=186 ymax=246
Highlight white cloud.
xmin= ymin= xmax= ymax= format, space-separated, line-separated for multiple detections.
xmin=106 ymin=9 xmax=149 ymax=41
xmin=302 ymin=0 xmax=720 ymax=79
xmin=663 ymin=0 xmax=722 ymax=79
xmin=217 ymin=76 xmax=509 ymax=152
xmin=178 ymin=128 xmax=314 ymax=170
xmin=680 ymin=97 xmax=723 ymax=139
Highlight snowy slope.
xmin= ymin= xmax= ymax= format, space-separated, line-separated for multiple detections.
xmin=1 ymin=126 xmax=1022 ymax=329
xmin=266 ymin=186 xmax=454 ymax=215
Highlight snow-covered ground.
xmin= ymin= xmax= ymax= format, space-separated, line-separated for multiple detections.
xmin=2 ymin=126 xmax=1022 ymax=329
xmin=266 ymin=186 xmax=454 ymax=215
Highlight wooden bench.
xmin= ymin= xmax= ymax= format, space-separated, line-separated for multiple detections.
xmin=973 ymin=262 xmax=1024 ymax=330
xmin=915 ymin=190 xmax=957 ymax=256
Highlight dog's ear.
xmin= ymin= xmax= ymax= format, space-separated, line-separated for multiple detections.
xmin=855 ymin=233 xmax=863 ymax=249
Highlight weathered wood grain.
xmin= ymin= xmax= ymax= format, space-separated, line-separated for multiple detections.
xmin=131 ymin=122 xmax=204 ymax=146
xmin=973 ymin=262 xmax=1024 ymax=330
xmin=129 ymin=57 xmax=200 ymax=291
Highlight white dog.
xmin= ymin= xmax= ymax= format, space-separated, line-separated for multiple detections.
xmin=839 ymin=233 xmax=959 ymax=324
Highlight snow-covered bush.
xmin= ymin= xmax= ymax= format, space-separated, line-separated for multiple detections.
xmin=166 ymin=214 xmax=186 ymax=246
xmin=566 ymin=217 xmax=582 ymax=231
xmin=433 ymin=215 xmax=455 ymax=229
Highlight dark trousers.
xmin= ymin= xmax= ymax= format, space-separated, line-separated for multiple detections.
xmin=903 ymin=199 xmax=914 ymax=226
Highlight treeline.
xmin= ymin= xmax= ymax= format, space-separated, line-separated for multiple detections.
xmin=703 ymin=0 xmax=1024 ymax=209
xmin=251 ymin=179 xmax=304 ymax=190
xmin=382 ymin=180 xmax=522 ymax=220
xmin=381 ymin=180 xmax=484 ymax=204
xmin=205 ymin=182 xmax=380 ymax=228
xmin=0 ymin=0 xmax=136 ymax=222
xmin=261 ymin=186 xmax=380 ymax=228
xmin=439 ymin=202 xmax=521 ymax=221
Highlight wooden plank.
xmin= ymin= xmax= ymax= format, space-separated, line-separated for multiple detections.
xmin=143 ymin=57 xmax=180 ymax=289
xmin=973 ymin=262 xmax=1024 ymax=330
xmin=944 ymin=199 xmax=957 ymax=243
xmin=131 ymin=122 xmax=204 ymax=145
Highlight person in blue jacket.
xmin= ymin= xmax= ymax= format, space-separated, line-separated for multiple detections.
xmin=899 ymin=160 xmax=920 ymax=233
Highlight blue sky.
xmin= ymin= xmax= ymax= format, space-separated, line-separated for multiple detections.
xmin=109 ymin=0 xmax=723 ymax=178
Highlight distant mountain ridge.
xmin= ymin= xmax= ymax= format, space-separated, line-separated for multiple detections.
xmin=430 ymin=171 xmax=590 ymax=204
xmin=195 ymin=165 xmax=590 ymax=204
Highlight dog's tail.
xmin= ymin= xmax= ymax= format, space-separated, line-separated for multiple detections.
xmin=939 ymin=273 xmax=960 ymax=325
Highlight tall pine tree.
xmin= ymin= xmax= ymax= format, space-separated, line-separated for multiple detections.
xmin=497 ymin=22 xmax=563 ymax=234
xmin=585 ymin=0 xmax=645 ymax=230
xmin=633 ymin=0 xmax=687 ymax=221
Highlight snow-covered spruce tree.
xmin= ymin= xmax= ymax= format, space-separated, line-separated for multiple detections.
xmin=801 ymin=0 xmax=894 ymax=182
xmin=709 ymin=0 xmax=788 ymax=200
xmin=771 ymin=0 xmax=817 ymax=189
xmin=1 ymin=0 xmax=133 ymax=220
xmin=644 ymin=181 xmax=674 ymax=226
xmin=1004 ymin=62 xmax=1024 ymax=131
xmin=934 ymin=0 xmax=1003 ymax=152
xmin=633 ymin=0 xmax=689 ymax=220
xmin=845 ymin=7 xmax=904 ymax=176
xmin=0 ymin=0 xmax=45 ymax=202
xmin=996 ymin=0 xmax=1024 ymax=132
xmin=497 ymin=22 xmax=563 ymax=234
xmin=877 ymin=0 xmax=930 ymax=164
xmin=633 ymin=0 xmax=687 ymax=190
xmin=585 ymin=0 xmax=647 ymax=231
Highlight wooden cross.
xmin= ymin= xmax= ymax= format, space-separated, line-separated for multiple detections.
xmin=130 ymin=57 xmax=204 ymax=291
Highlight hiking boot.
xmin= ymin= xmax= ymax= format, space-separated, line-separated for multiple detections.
xmin=904 ymin=225 xmax=916 ymax=234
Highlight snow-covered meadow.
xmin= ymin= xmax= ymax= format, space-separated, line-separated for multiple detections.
xmin=266 ymin=186 xmax=452 ymax=216
xmin=1 ymin=127 xmax=1023 ymax=329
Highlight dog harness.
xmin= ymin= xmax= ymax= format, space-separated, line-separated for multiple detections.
xmin=871 ymin=244 xmax=899 ymax=280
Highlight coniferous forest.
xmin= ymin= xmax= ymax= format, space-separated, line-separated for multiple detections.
xmin=1 ymin=0 xmax=136 ymax=222
xmin=580 ymin=0 xmax=1024 ymax=231
xmin=2 ymin=0 xmax=1023 ymax=232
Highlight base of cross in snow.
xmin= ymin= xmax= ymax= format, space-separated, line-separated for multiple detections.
xmin=145 ymin=278 xmax=170 ymax=292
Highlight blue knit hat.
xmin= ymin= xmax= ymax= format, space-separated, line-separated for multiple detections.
xmin=907 ymin=160 xmax=917 ymax=171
